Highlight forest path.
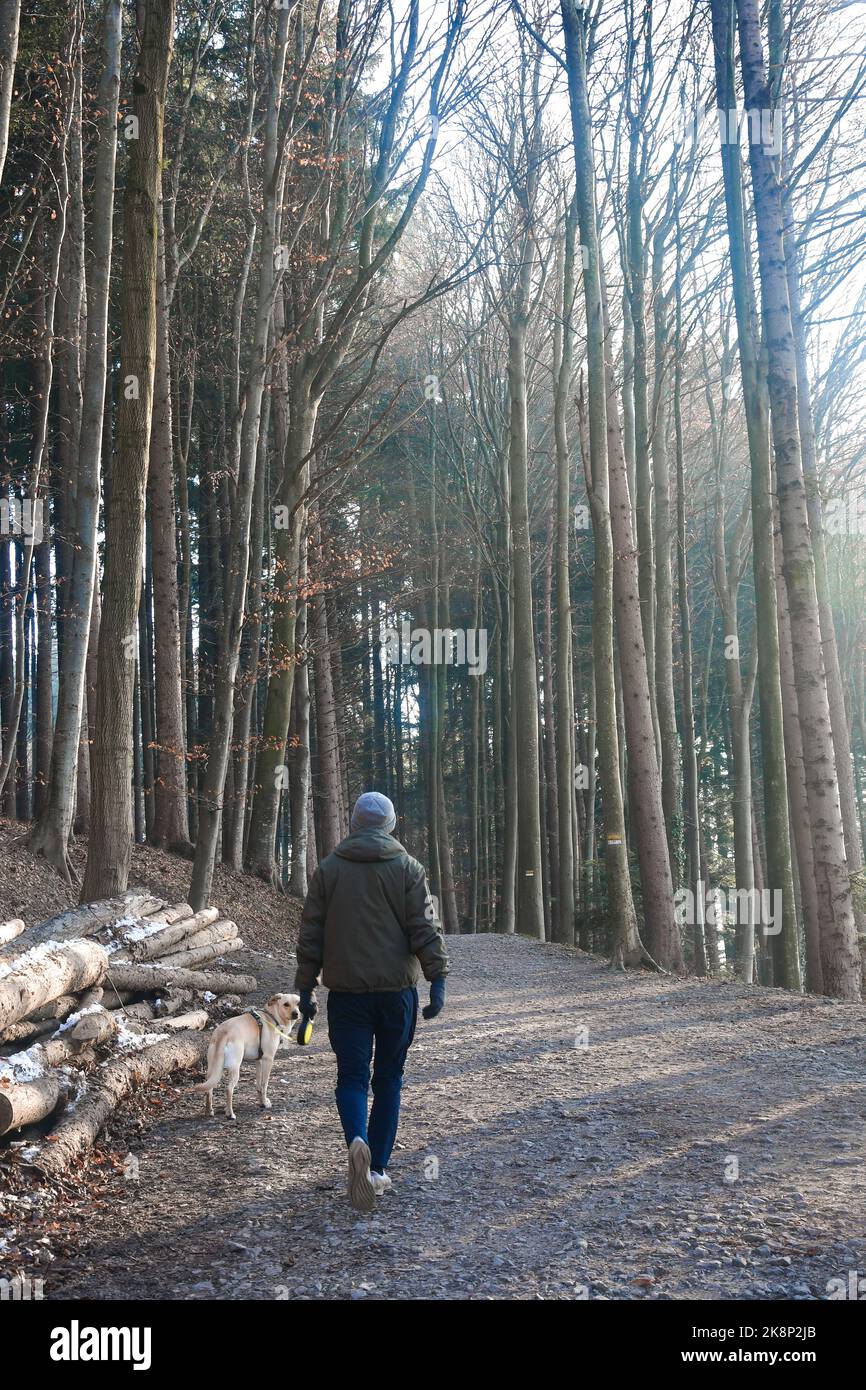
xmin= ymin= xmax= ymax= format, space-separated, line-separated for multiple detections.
xmin=50 ymin=934 xmax=866 ymax=1301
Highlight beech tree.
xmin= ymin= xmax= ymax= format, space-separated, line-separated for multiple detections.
xmin=83 ymin=0 xmax=176 ymax=898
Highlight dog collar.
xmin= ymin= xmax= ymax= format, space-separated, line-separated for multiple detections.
xmin=262 ymin=1007 xmax=295 ymax=1041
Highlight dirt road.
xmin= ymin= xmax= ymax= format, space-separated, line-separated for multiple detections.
xmin=50 ymin=934 xmax=866 ymax=1301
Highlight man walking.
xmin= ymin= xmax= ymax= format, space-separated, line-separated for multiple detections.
xmin=295 ymin=791 xmax=448 ymax=1212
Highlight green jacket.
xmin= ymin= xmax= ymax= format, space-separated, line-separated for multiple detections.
xmin=294 ymin=829 xmax=449 ymax=993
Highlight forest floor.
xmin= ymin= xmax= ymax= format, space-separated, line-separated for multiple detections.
xmin=2 ymin=825 xmax=866 ymax=1301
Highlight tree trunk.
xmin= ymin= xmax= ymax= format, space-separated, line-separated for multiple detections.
xmin=651 ymin=232 xmax=682 ymax=880
xmin=288 ymin=593 xmax=311 ymax=897
xmin=226 ymin=368 xmax=270 ymax=871
xmin=553 ymin=200 xmax=577 ymax=945
xmin=735 ymin=0 xmax=859 ymax=998
xmin=561 ymin=0 xmax=643 ymax=968
xmin=147 ymin=198 xmax=190 ymax=851
xmin=774 ymin=512 xmax=823 ymax=991
xmin=782 ymin=187 xmax=866 ymax=987
xmin=190 ymin=7 xmax=291 ymax=909
xmin=507 ymin=191 xmax=545 ymax=941
xmin=0 ymin=0 xmax=21 ymax=188
xmin=710 ymin=0 xmax=801 ymax=991
xmin=310 ymin=565 xmax=343 ymax=858
xmin=82 ymin=0 xmax=175 ymax=899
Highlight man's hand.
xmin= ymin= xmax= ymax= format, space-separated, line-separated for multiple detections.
xmin=422 ymin=977 xmax=446 ymax=1020
xmin=299 ymin=989 xmax=318 ymax=1020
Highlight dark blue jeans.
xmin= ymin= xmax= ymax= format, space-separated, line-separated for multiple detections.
xmin=327 ymin=987 xmax=418 ymax=1174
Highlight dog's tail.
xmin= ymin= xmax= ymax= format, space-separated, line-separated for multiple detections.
xmin=193 ymin=1034 xmax=225 ymax=1091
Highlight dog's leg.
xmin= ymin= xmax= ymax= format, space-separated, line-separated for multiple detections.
xmin=197 ymin=1036 xmax=224 ymax=1117
xmin=224 ymin=1040 xmax=243 ymax=1120
xmin=258 ymin=1054 xmax=274 ymax=1109
xmin=225 ymin=1069 xmax=241 ymax=1120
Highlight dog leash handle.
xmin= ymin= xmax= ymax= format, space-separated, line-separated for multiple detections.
xmin=296 ymin=1011 xmax=314 ymax=1046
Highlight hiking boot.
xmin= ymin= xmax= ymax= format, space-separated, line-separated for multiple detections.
xmin=347 ymin=1137 xmax=376 ymax=1213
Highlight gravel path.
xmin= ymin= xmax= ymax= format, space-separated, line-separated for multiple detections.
xmin=50 ymin=933 xmax=866 ymax=1301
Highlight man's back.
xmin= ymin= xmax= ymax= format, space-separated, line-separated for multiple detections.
xmin=295 ymin=828 xmax=448 ymax=993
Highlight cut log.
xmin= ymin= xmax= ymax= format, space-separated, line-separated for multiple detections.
xmin=29 ymin=1031 xmax=209 ymax=1176
xmin=1 ymin=985 xmax=105 ymax=1047
xmin=92 ymin=1007 xmax=208 ymax=1036
xmin=161 ymin=918 xmax=237 ymax=959
xmin=1 ymin=1033 xmax=94 ymax=1072
xmin=0 ymin=1073 xmax=70 ymax=1136
xmin=0 ymin=894 xmax=162 ymax=961
xmin=155 ymin=939 xmax=243 ymax=972
xmin=119 ymin=907 xmax=220 ymax=962
xmin=66 ymin=1005 xmax=121 ymax=1047
xmin=32 ymin=996 xmax=75 ymax=1023
xmin=0 ymin=919 xmax=26 ymax=945
xmin=0 ymin=941 xmax=108 ymax=1033
xmin=31 ymin=984 xmax=104 ymax=1023
xmin=106 ymin=999 xmax=158 ymax=1022
xmin=108 ymin=999 xmax=160 ymax=1022
xmin=151 ymin=989 xmax=197 ymax=1016
xmin=142 ymin=1009 xmax=208 ymax=1033
xmin=142 ymin=902 xmax=193 ymax=925
xmin=27 ymin=993 xmax=79 ymax=1023
xmin=1 ymin=1017 xmax=60 ymax=1046
xmin=104 ymin=962 xmax=256 ymax=994
xmin=104 ymin=990 xmax=196 ymax=1021
xmin=1 ymin=1002 xmax=206 ymax=1087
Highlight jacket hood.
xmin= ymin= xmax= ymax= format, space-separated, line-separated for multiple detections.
xmin=334 ymin=829 xmax=406 ymax=862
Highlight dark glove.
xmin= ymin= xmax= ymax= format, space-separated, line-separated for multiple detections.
xmin=422 ymin=977 xmax=446 ymax=1020
xmin=299 ymin=989 xmax=318 ymax=1020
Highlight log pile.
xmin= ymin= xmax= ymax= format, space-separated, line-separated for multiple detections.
xmin=0 ymin=894 xmax=255 ymax=1171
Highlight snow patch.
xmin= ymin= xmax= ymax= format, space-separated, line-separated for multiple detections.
xmin=104 ymin=915 xmax=172 ymax=953
xmin=0 ymin=1044 xmax=46 ymax=1083
xmin=54 ymin=1002 xmax=103 ymax=1035
xmin=112 ymin=1017 xmax=169 ymax=1053
xmin=116 ymin=916 xmax=171 ymax=943
xmin=0 ymin=938 xmax=72 ymax=982
xmin=62 ymin=1067 xmax=87 ymax=1111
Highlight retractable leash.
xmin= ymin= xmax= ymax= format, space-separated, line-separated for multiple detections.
xmin=296 ymin=1009 xmax=314 ymax=1046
